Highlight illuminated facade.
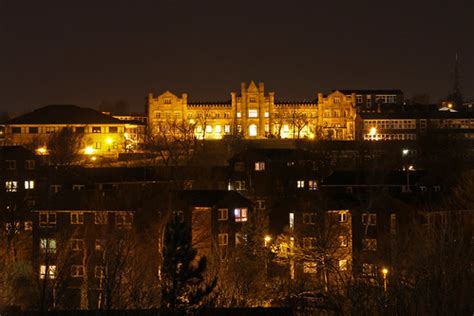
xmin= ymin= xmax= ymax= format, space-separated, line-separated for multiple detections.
xmin=3 ymin=105 xmax=136 ymax=157
xmin=147 ymin=81 xmax=356 ymax=140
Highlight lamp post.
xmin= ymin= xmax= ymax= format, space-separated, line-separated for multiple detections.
xmin=402 ymin=149 xmax=412 ymax=192
xmin=382 ymin=268 xmax=388 ymax=293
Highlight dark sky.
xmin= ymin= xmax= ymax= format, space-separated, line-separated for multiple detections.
xmin=0 ymin=0 xmax=473 ymax=115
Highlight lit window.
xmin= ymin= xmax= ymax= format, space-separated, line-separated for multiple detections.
xmin=248 ymin=109 xmax=258 ymax=118
xmin=24 ymin=180 xmax=35 ymax=190
xmin=205 ymin=125 xmax=212 ymax=133
xmin=339 ymin=235 xmax=348 ymax=247
xmin=218 ymin=208 xmax=228 ymax=221
xmin=5 ymin=181 xmax=17 ymax=192
xmin=255 ymin=162 xmax=265 ymax=171
xmin=70 ymin=212 xmax=84 ymax=225
xmin=297 ymin=180 xmax=305 ymax=188
xmin=116 ymin=212 xmax=133 ymax=227
xmin=218 ymin=233 xmax=228 ymax=246
xmin=289 ymin=212 xmax=294 ymax=231
xmin=249 ymin=97 xmax=256 ymax=103
xmin=237 ymin=112 xmax=241 ymax=118
xmin=339 ymin=259 xmax=348 ymax=271
xmin=303 ymin=213 xmax=317 ymax=225
xmin=214 ymin=125 xmax=221 ymax=134
xmin=92 ymin=126 xmax=101 ymax=133
xmin=71 ymin=239 xmax=84 ymax=251
xmin=334 ymin=97 xmax=341 ymax=103
xmin=308 ymin=180 xmax=318 ymax=190
xmin=303 ymin=237 xmax=317 ymax=249
xmin=163 ymin=98 xmax=171 ymax=104
xmin=249 ymin=124 xmax=257 ymax=137
xmin=339 ymin=211 xmax=348 ymax=223
xmin=303 ymin=261 xmax=317 ymax=274
xmin=362 ymin=213 xmax=377 ymax=226
xmin=362 ymin=238 xmax=377 ymax=251
xmin=94 ymin=142 xmax=102 ymax=149
xmin=224 ymin=125 xmax=231 ymax=134
xmin=71 ymin=265 xmax=85 ymax=277
xmin=40 ymin=238 xmax=57 ymax=254
xmin=40 ymin=265 xmax=56 ymax=279
xmin=234 ymin=208 xmax=248 ymax=222
xmin=237 ymin=125 xmax=242 ymax=133
xmin=264 ymin=112 xmax=269 ymax=118
xmin=39 ymin=212 xmax=56 ymax=227
xmin=95 ymin=212 xmax=108 ymax=225
xmin=224 ymin=112 xmax=230 ymax=118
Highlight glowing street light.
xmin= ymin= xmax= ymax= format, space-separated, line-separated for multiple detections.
xmin=264 ymin=235 xmax=272 ymax=247
xmin=402 ymin=149 xmax=409 ymax=156
xmin=106 ymin=138 xmax=113 ymax=145
xmin=382 ymin=268 xmax=388 ymax=292
xmin=84 ymin=146 xmax=94 ymax=155
xmin=36 ymin=146 xmax=48 ymax=155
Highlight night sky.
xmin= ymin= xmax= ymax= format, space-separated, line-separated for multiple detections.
xmin=0 ymin=0 xmax=473 ymax=115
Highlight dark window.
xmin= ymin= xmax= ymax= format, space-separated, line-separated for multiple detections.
xmin=92 ymin=126 xmax=101 ymax=133
xmin=29 ymin=127 xmax=38 ymax=134
xmin=75 ymin=127 xmax=85 ymax=133
xmin=12 ymin=127 xmax=21 ymax=134
xmin=109 ymin=126 xmax=118 ymax=133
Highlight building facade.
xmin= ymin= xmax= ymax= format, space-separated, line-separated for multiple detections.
xmin=147 ymin=81 xmax=357 ymax=141
xmin=3 ymin=105 xmax=137 ymax=157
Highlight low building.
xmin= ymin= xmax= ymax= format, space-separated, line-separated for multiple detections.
xmin=356 ymin=110 xmax=474 ymax=141
xmin=3 ymin=105 xmax=133 ymax=157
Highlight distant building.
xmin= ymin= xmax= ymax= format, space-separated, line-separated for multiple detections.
xmin=356 ymin=110 xmax=474 ymax=141
xmin=336 ymin=89 xmax=404 ymax=112
xmin=147 ymin=82 xmax=357 ymax=141
xmin=3 ymin=105 xmax=137 ymax=156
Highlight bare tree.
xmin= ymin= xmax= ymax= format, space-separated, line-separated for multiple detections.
xmin=47 ymin=127 xmax=84 ymax=165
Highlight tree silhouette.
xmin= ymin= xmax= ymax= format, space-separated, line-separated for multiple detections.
xmin=160 ymin=215 xmax=216 ymax=311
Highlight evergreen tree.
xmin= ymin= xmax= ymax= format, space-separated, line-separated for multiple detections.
xmin=160 ymin=215 xmax=216 ymax=311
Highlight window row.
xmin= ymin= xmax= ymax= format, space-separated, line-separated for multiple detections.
xmin=5 ymin=180 xmax=35 ymax=192
xmin=4 ymin=160 xmax=35 ymax=170
xmin=364 ymin=120 xmax=416 ymax=130
xmin=364 ymin=133 xmax=416 ymax=141
xmin=39 ymin=211 xmax=133 ymax=227
xmin=217 ymin=208 xmax=248 ymax=222
xmin=10 ymin=126 xmax=120 ymax=134
xmin=39 ymin=265 xmax=105 ymax=279
xmin=303 ymin=259 xmax=349 ymax=274
xmin=40 ymin=238 xmax=106 ymax=254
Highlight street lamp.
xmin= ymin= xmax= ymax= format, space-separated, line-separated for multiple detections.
xmin=382 ymin=268 xmax=388 ymax=293
xmin=264 ymin=235 xmax=272 ymax=247
xmin=36 ymin=146 xmax=48 ymax=155
xmin=84 ymin=146 xmax=94 ymax=155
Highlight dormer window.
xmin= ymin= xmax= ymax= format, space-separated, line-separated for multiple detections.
xmin=163 ymin=98 xmax=171 ymax=104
